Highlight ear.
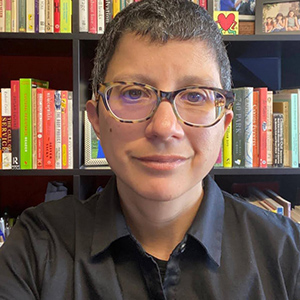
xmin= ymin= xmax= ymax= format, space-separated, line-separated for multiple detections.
xmin=223 ymin=109 xmax=233 ymax=133
xmin=86 ymin=100 xmax=101 ymax=138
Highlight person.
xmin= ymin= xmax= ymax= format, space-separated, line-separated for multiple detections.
xmin=0 ymin=0 xmax=300 ymax=299
xmin=273 ymin=12 xmax=286 ymax=32
xmin=286 ymin=10 xmax=299 ymax=31
xmin=264 ymin=16 xmax=274 ymax=33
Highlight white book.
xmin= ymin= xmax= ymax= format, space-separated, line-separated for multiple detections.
xmin=45 ymin=0 xmax=54 ymax=32
xmin=68 ymin=91 xmax=73 ymax=169
xmin=26 ymin=0 xmax=35 ymax=32
xmin=1 ymin=88 xmax=12 ymax=170
xmin=39 ymin=0 xmax=45 ymax=32
xmin=79 ymin=0 xmax=88 ymax=32
xmin=55 ymin=91 xmax=62 ymax=169
xmin=0 ymin=0 xmax=6 ymax=32
xmin=11 ymin=0 xmax=18 ymax=32
xmin=97 ymin=0 xmax=105 ymax=34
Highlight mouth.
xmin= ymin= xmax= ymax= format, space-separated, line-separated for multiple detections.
xmin=134 ymin=155 xmax=188 ymax=171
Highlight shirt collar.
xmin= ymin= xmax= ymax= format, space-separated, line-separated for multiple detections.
xmin=187 ymin=175 xmax=225 ymax=267
xmin=91 ymin=176 xmax=130 ymax=257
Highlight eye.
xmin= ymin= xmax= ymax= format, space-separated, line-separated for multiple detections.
xmin=180 ymin=89 xmax=208 ymax=104
xmin=120 ymin=87 xmax=151 ymax=102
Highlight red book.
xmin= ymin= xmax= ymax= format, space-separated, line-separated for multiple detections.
xmin=43 ymin=89 xmax=55 ymax=169
xmin=61 ymin=90 xmax=68 ymax=169
xmin=54 ymin=0 xmax=60 ymax=32
xmin=88 ymin=0 xmax=97 ymax=33
xmin=11 ymin=80 xmax=20 ymax=169
xmin=199 ymin=0 xmax=207 ymax=9
xmin=37 ymin=88 xmax=45 ymax=169
xmin=252 ymin=90 xmax=259 ymax=167
xmin=255 ymin=87 xmax=268 ymax=168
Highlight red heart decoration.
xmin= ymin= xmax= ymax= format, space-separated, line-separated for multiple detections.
xmin=217 ymin=13 xmax=235 ymax=31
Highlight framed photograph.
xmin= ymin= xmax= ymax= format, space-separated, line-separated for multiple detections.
xmin=84 ymin=111 xmax=108 ymax=166
xmin=217 ymin=0 xmax=255 ymax=20
xmin=256 ymin=0 xmax=300 ymax=34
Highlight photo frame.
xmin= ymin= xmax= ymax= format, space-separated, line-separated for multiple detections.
xmin=255 ymin=0 xmax=300 ymax=34
xmin=84 ymin=111 xmax=108 ymax=166
xmin=216 ymin=0 xmax=255 ymax=20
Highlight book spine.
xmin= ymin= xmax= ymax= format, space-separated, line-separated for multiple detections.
xmin=39 ymin=0 xmax=45 ymax=32
xmin=113 ymin=0 xmax=120 ymax=17
xmin=32 ymin=88 xmax=37 ymax=169
xmin=266 ymin=91 xmax=273 ymax=166
xmin=20 ymin=79 xmax=33 ymax=169
xmin=273 ymin=113 xmax=283 ymax=167
xmin=60 ymin=0 xmax=72 ymax=33
xmin=290 ymin=94 xmax=298 ymax=168
xmin=255 ymin=87 xmax=268 ymax=168
xmin=244 ymin=87 xmax=253 ymax=168
xmin=36 ymin=88 xmax=44 ymax=169
xmin=120 ymin=0 xmax=126 ymax=10
xmin=88 ymin=0 xmax=97 ymax=33
xmin=199 ymin=0 xmax=207 ymax=9
xmin=223 ymin=121 xmax=232 ymax=168
xmin=97 ymin=0 xmax=104 ymax=34
xmin=282 ymin=102 xmax=290 ymax=167
xmin=54 ymin=0 xmax=59 ymax=32
xmin=252 ymin=90 xmax=259 ymax=167
xmin=18 ymin=0 xmax=26 ymax=32
xmin=105 ymin=0 xmax=112 ymax=25
xmin=54 ymin=90 xmax=62 ymax=169
xmin=0 ymin=0 xmax=5 ymax=32
xmin=35 ymin=0 xmax=39 ymax=32
xmin=11 ymin=0 xmax=18 ymax=32
xmin=11 ymin=80 xmax=20 ymax=169
xmin=0 ymin=92 xmax=2 ymax=169
xmin=1 ymin=88 xmax=12 ymax=169
xmin=79 ymin=0 xmax=88 ymax=32
xmin=67 ymin=91 xmax=73 ymax=169
xmin=45 ymin=0 xmax=54 ymax=32
xmin=5 ymin=0 xmax=11 ymax=32
xmin=61 ymin=90 xmax=68 ymax=169
xmin=43 ymin=89 xmax=55 ymax=169
xmin=26 ymin=0 xmax=35 ymax=32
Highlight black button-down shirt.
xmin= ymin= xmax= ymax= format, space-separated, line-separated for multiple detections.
xmin=0 ymin=175 xmax=300 ymax=299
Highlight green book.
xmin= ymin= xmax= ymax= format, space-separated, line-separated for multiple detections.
xmin=20 ymin=78 xmax=49 ymax=169
xmin=18 ymin=0 xmax=26 ymax=32
xmin=60 ymin=0 xmax=72 ymax=33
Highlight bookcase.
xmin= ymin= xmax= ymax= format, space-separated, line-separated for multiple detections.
xmin=1 ymin=1 xmax=300 ymax=217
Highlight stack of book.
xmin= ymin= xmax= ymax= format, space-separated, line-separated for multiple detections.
xmin=215 ymin=87 xmax=299 ymax=169
xmin=79 ymin=0 xmax=207 ymax=34
xmin=0 ymin=0 xmax=72 ymax=33
xmin=0 ymin=78 xmax=73 ymax=170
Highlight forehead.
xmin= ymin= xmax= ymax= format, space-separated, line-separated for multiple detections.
xmin=105 ymin=33 xmax=221 ymax=88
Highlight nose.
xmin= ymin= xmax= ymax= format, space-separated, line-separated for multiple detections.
xmin=144 ymin=100 xmax=185 ymax=141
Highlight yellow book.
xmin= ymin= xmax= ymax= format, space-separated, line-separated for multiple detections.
xmin=223 ymin=121 xmax=232 ymax=168
xmin=60 ymin=0 xmax=72 ymax=33
xmin=113 ymin=0 xmax=120 ymax=18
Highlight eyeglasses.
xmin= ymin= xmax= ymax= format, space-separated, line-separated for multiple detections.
xmin=97 ymin=81 xmax=234 ymax=128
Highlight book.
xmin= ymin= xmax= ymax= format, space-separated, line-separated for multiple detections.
xmin=113 ymin=0 xmax=120 ymax=17
xmin=36 ymin=87 xmax=44 ymax=169
xmin=20 ymin=78 xmax=49 ymax=169
xmin=266 ymin=91 xmax=273 ymax=166
xmin=61 ymin=91 xmax=68 ymax=169
xmin=223 ymin=121 xmax=232 ymax=168
xmin=39 ymin=0 xmax=46 ymax=32
xmin=199 ymin=0 xmax=207 ymax=9
xmin=0 ymin=92 xmax=2 ymax=169
xmin=5 ymin=0 xmax=11 ymax=32
xmin=252 ymin=90 xmax=259 ymax=167
xmin=11 ymin=80 xmax=20 ymax=169
xmin=120 ymin=0 xmax=126 ymax=10
xmin=11 ymin=0 xmax=18 ymax=32
xmin=272 ymin=113 xmax=284 ymax=167
xmin=54 ymin=0 xmax=60 ymax=32
xmin=274 ymin=93 xmax=298 ymax=168
xmin=1 ymin=88 xmax=12 ymax=169
xmin=0 ymin=0 xmax=5 ymax=32
xmin=18 ymin=0 xmax=25 ymax=32
xmin=105 ymin=0 xmax=113 ymax=25
xmin=254 ymin=87 xmax=268 ymax=168
xmin=264 ymin=189 xmax=291 ymax=218
xmin=97 ymin=0 xmax=104 ymax=34
xmin=32 ymin=88 xmax=37 ymax=169
xmin=26 ymin=0 xmax=35 ymax=32
xmin=43 ymin=89 xmax=55 ymax=169
xmin=45 ymin=0 xmax=54 ymax=32
xmin=68 ymin=91 xmax=73 ymax=169
xmin=34 ymin=0 xmax=39 ymax=32
xmin=60 ymin=0 xmax=72 ymax=33
xmin=79 ymin=0 xmax=88 ymax=32
xmin=54 ymin=90 xmax=62 ymax=169
xmin=88 ymin=0 xmax=97 ymax=33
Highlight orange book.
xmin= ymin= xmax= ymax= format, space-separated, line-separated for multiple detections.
xmin=252 ymin=90 xmax=259 ymax=167
xmin=254 ymin=87 xmax=268 ymax=168
xmin=61 ymin=90 xmax=68 ymax=169
xmin=43 ymin=89 xmax=55 ymax=169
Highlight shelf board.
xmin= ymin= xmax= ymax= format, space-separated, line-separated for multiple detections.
xmin=223 ymin=34 xmax=300 ymax=42
xmin=212 ymin=167 xmax=300 ymax=175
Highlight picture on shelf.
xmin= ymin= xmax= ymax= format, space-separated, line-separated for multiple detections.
xmin=219 ymin=0 xmax=256 ymax=20
xmin=84 ymin=111 xmax=108 ymax=166
xmin=256 ymin=0 xmax=300 ymax=34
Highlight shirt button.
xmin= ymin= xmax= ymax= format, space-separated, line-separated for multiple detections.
xmin=180 ymin=243 xmax=186 ymax=253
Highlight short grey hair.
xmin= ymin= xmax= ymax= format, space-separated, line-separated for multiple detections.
xmin=91 ymin=0 xmax=232 ymax=94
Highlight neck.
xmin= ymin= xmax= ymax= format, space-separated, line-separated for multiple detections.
xmin=117 ymin=179 xmax=204 ymax=261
